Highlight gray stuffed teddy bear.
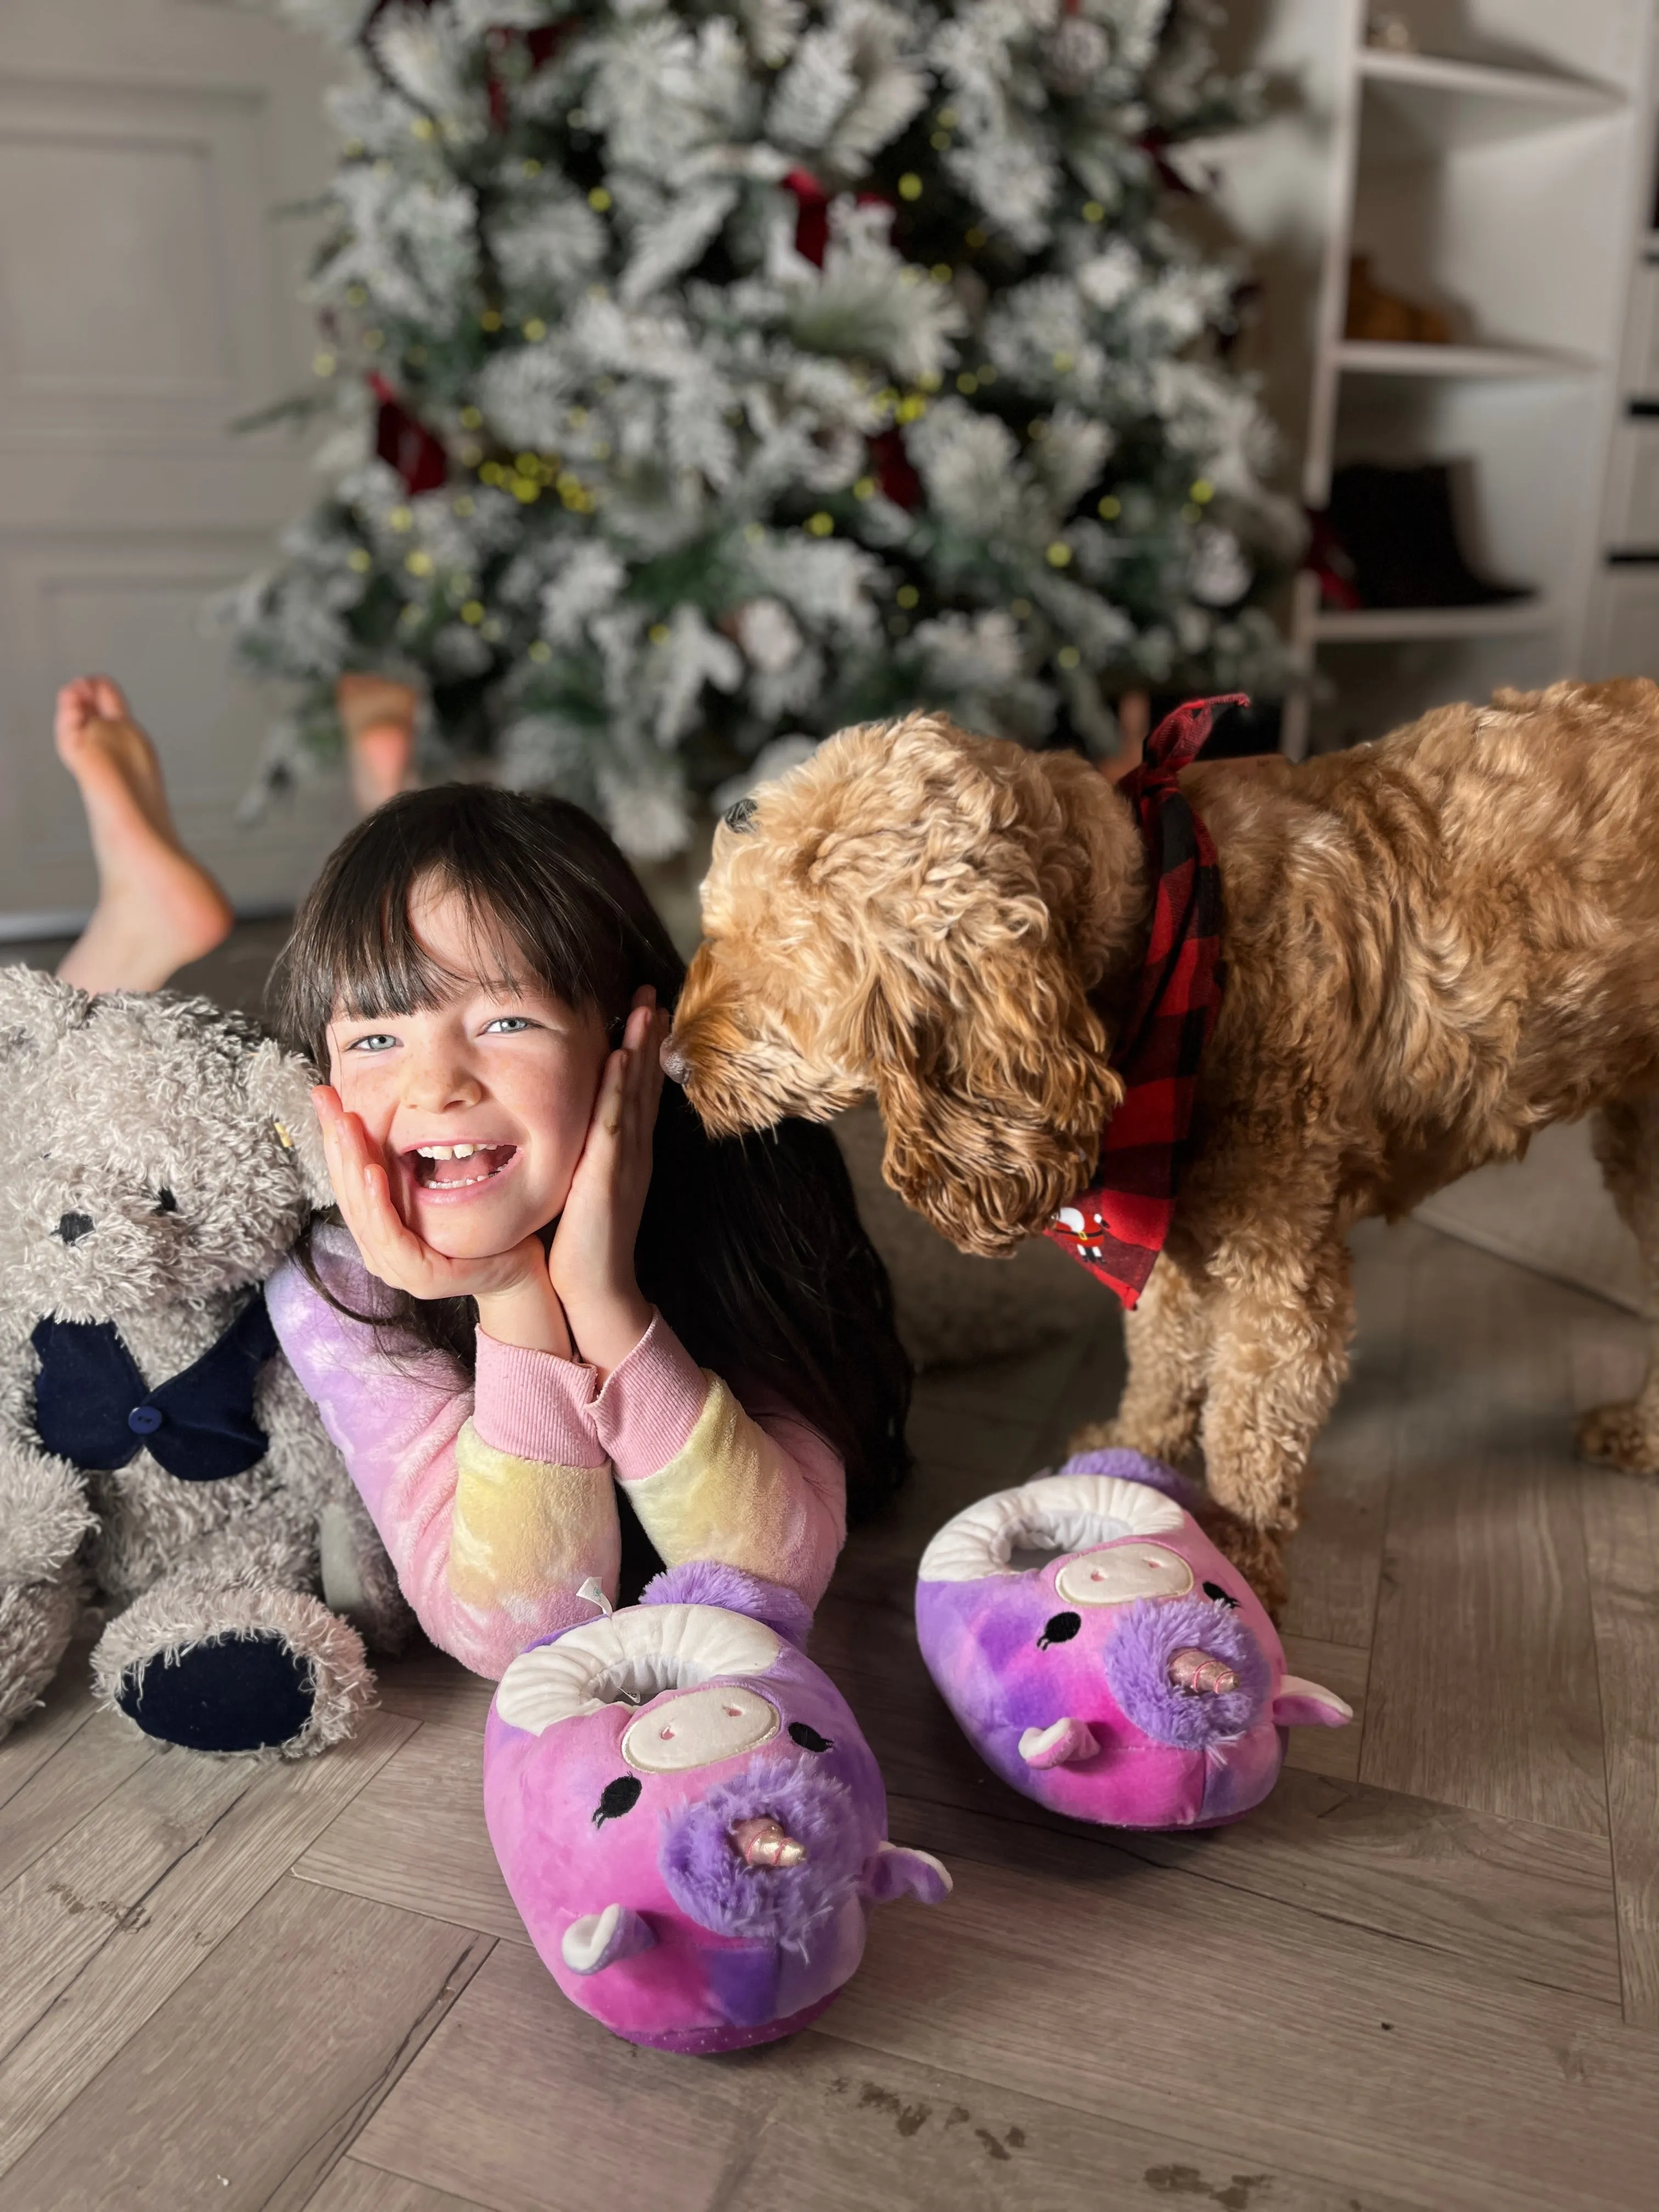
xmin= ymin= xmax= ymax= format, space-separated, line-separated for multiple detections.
xmin=0 ymin=967 xmax=411 ymax=1756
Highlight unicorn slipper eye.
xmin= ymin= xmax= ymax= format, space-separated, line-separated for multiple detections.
xmin=1054 ymin=1543 xmax=1194 ymax=1606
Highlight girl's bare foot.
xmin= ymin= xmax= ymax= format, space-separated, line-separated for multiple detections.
xmin=336 ymin=674 xmax=420 ymax=815
xmin=54 ymin=677 xmax=234 ymax=995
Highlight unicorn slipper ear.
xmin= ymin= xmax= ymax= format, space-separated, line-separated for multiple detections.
xmin=861 ymin=1842 xmax=952 ymax=1905
xmin=1272 ymin=1675 xmax=1353 ymax=1728
xmin=561 ymin=1904 xmax=657 ymax=1976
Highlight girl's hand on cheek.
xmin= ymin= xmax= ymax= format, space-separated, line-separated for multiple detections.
xmin=312 ymin=1086 xmax=569 ymax=1352
xmin=549 ymin=989 xmax=668 ymax=1378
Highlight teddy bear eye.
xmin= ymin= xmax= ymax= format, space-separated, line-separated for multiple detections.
xmin=1038 ymin=1611 xmax=1081 ymax=1649
xmin=788 ymin=1722 xmax=833 ymax=1753
xmin=1203 ymin=1581 xmax=1239 ymax=1609
xmin=154 ymin=1188 xmax=179 ymax=1214
xmin=592 ymin=1774 xmax=643 ymax=1826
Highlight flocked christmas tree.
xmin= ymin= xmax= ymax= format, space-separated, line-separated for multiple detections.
xmin=223 ymin=0 xmax=1298 ymax=859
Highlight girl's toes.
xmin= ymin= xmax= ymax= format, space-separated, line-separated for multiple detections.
xmin=90 ymin=676 xmax=129 ymax=721
xmin=53 ymin=681 xmax=94 ymax=756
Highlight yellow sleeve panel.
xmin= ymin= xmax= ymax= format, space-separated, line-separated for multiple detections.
xmin=447 ymin=1417 xmax=618 ymax=1611
xmin=622 ymin=1373 xmax=816 ymax=1587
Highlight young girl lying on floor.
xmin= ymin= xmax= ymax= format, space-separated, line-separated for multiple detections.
xmin=264 ymin=784 xmax=910 ymax=1677
xmin=45 ymin=676 xmax=909 ymax=1679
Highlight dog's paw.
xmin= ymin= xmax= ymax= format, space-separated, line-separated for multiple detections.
xmin=1576 ymin=1402 xmax=1659 ymax=1475
xmin=1198 ymin=1513 xmax=1289 ymax=1621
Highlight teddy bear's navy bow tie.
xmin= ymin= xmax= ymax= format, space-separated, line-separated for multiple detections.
xmin=31 ymin=1292 xmax=279 ymax=1482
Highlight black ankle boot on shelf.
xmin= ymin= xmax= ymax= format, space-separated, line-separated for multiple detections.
xmin=1323 ymin=461 xmax=1533 ymax=610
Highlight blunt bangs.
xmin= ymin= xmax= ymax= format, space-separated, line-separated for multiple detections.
xmin=272 ymin=784 xmax=668 ymax=1073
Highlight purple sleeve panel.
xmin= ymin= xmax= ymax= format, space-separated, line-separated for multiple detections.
xmin=267 ymin=1229 xmax=619 ymax=1678
xmin=472 ymin=1329 xmax=606 ymax=1468
xmin=266 ymin=1228 xmax=471 ymax=1550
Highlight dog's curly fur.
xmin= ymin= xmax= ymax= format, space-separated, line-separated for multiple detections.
xmin=670 ymin=681 xmax=1659 ymax=1610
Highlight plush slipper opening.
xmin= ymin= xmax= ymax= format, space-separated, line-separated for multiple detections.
xmin=495 ymin=1604 xmax=784 ymax=1739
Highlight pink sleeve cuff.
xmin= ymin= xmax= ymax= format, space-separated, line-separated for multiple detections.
xmin=594 ymin=1312 xmax=710 ymax=1480
xmin=472 ymin=1329 xmax=606 ymax=1468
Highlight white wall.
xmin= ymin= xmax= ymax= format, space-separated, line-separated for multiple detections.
xmin=0 ymin=0 xmax=354 ymax=934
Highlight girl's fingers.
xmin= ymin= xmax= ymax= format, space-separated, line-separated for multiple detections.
xmin=624 ymin=1002 xmax=667 ymax=1094
xmin=312 ymin=1085 xmax=347 ymax=1167
xmin=315 ymin=1089 xmax=369 ymax=1200
xmin=625 ymin=1009 xmax=668 ymax=1145
xmin=313 ymin=1088 xmax=433 ymax=1293
xmin=643 ymin=1007 xmax=669 ymax=1101
xmin=598 ymin=1044 xmax=629 ymax=1137
xmin=360 ymin=1160 xmax=434 ymax=1275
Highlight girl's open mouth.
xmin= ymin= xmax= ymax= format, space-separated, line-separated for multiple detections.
xmin=408 ymin=1142 xmax=519 ymax=1192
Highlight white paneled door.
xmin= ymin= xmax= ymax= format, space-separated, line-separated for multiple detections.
xmin=0 ymin=0 xmax=353 ymax=931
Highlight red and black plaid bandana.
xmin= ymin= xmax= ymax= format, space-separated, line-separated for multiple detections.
xmin=1042 ymin=694 xmax=1243 ymax=1307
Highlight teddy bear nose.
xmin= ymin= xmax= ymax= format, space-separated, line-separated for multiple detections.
xmin=57 ymin=1211 xmax=94 ymax=1244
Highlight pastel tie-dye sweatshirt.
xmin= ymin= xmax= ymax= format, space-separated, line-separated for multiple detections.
xmin=267 ymin=1223 xmax=845 ymax=1678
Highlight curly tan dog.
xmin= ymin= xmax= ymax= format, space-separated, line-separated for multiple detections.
xmin=666 ymin=680 xmax=1659 ymax=1610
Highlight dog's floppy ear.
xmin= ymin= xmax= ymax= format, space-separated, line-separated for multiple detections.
xmin=864 ymin=889 xmax=1122 ymax=1259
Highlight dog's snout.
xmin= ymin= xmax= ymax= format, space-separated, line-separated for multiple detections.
xmin=659 ymin=1037 xmax=690 ymax=1086
xmin=57 ymin=1211 xmax=94 ymax=1245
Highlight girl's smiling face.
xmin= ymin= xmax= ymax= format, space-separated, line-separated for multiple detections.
xmin=325 ymin=880 xmax=610 ymax=1261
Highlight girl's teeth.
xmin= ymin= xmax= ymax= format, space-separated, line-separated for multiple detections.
xmin=411 ymin=1140 xmax=513 ymax=1190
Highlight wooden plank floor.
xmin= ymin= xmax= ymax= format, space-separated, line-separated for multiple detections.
xmin=3 ymin=1213 xmax=1657 ymax=2211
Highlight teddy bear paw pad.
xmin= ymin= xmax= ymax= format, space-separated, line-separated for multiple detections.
xmin=116 ymin=1632 xmax=315 ymax=1754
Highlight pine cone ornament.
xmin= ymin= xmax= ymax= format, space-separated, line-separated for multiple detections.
xmin=1041 ymin=18 xmax=1111 ymax=98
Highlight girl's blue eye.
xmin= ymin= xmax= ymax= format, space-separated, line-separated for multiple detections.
xmin=347 ymin=1033 xmax=398 ymax=1053
xmin=483 ymin=1015 xmax=533 ymax=1034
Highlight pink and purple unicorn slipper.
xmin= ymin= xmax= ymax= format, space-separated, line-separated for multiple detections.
xmin=916 ymin=1449 xmax=1350 ymax=1829
xmin=484 ymin=1562 xmax=950 ymax=2054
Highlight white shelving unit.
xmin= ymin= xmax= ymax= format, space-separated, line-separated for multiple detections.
xmin=1587 ymin=61 xmax=1659 ymax=673
xmin=1272 ymin=0 xmax=1656 ymax=758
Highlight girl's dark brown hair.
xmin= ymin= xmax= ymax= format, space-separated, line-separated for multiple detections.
xmin=271 ymin=782 xmax=910 ymax=1521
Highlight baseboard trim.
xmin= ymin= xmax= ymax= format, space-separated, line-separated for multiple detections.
xmin=0 ymin=909 xmax=89 ymax=943
xmin=0 ymin=901 xmax=293 ymax=946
